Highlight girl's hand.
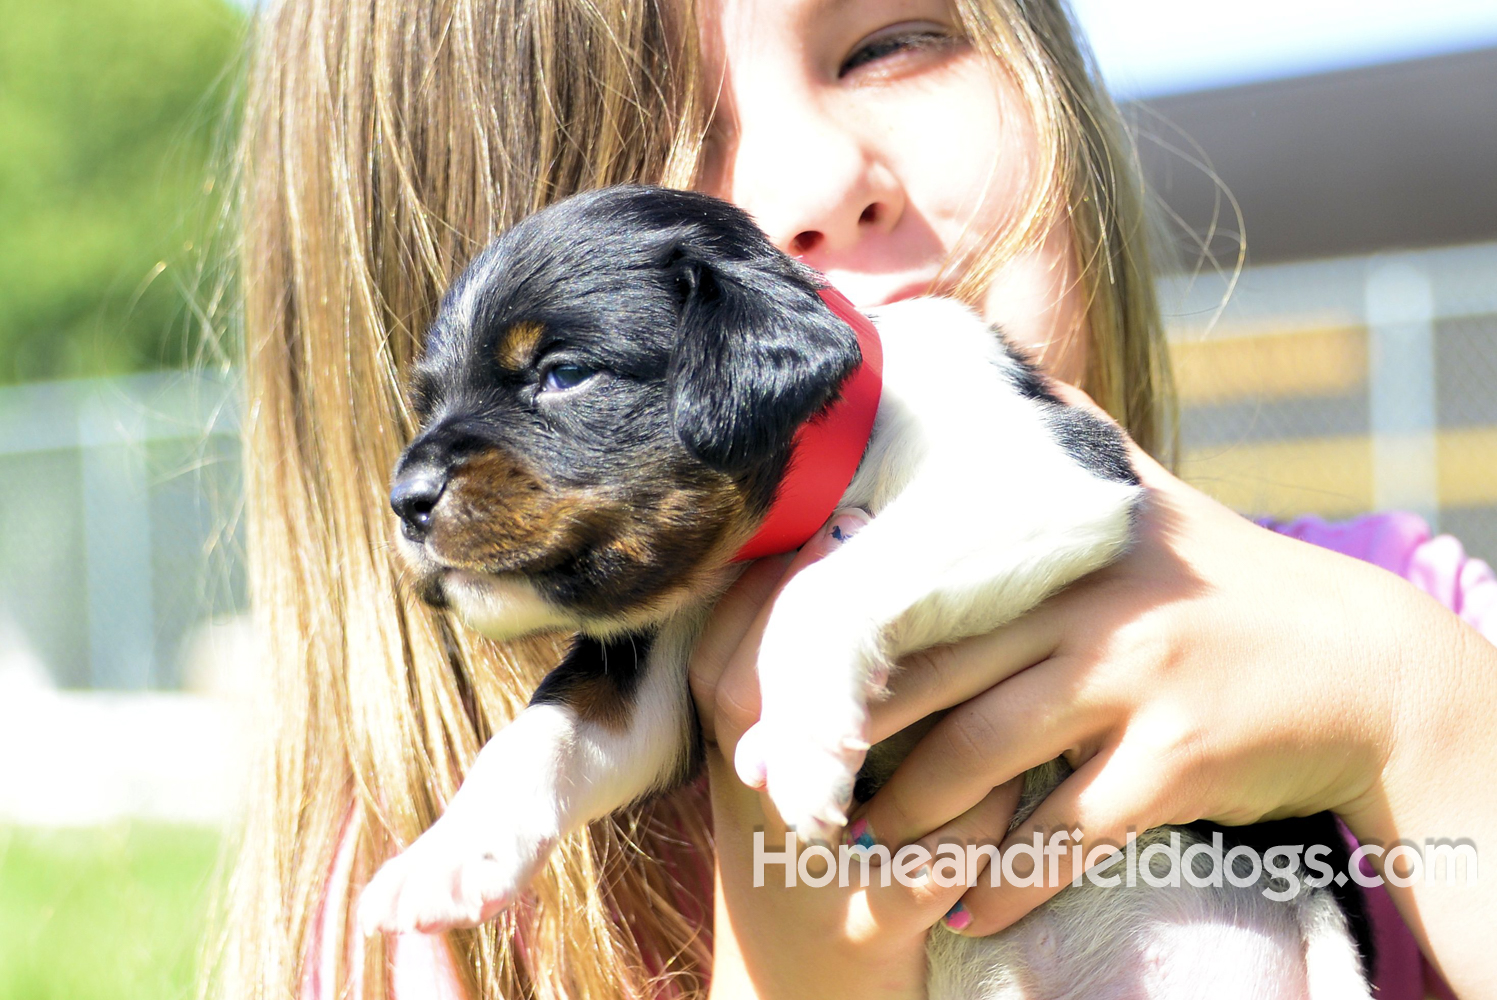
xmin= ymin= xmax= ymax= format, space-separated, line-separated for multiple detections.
xmin=688 ymin=515 xmax=1014 ymax=1000
xmin=695 ymin=385 xmax=1497 ymax=997
xmin=844 ymin=389 xmax=1497 ymax=995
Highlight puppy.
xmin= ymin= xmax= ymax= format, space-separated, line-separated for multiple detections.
xmin=359 ymin=185 xmax=1372 ymax=998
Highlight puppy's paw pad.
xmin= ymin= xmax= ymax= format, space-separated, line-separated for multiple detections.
xmin=733 ymin=723 xmax=770 ymax=790
xmin=356 ymin=821 xmax=554 ymax=935
xmin=762 ymin=735 xmax=865 ymax=846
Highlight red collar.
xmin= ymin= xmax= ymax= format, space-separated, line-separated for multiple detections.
xmin=732 ymin=286 xmax=884 ymax=561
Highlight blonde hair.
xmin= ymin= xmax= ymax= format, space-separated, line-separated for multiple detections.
xmin=947 ymin=0 xmax=1175 ymax=459
xmin=210 ymin=2 xmax=1171 ymax=999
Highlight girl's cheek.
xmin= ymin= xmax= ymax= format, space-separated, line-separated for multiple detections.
xmin=978 ymin=224 xmax=1090 ymax=383
xmin=904 ymin=61 xmax=1082 ymax=371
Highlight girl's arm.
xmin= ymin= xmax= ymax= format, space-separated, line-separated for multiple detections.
xmin=696 ymin=391 xmax=1497 ymax=997
xmin=1339 ymin=591 xmax=1497 ymax=996
xmin=847 ymin=435 xmax=1497 ymax=998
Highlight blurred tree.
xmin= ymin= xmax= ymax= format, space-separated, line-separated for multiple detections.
xmin=0 ymin=0 xmax=242 ymax=384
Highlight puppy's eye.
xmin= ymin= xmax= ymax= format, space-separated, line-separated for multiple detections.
xmin=541 ymin=363 xmax=597 ymax=393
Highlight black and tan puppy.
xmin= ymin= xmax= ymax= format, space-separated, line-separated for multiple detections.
xmin=359 ymin=186 xmax=1371 ymax=999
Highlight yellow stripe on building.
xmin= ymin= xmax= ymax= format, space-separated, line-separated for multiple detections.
xmin=1169 ymin=326 xmax=1368 ymax=404
xmin=1438 ymin=428 xmax=1497 ymax=507
xmin=1181 ymin=428 xmax=1497 ymax=518
xmin=1182 ymin=436 xmax=1373 ymax=518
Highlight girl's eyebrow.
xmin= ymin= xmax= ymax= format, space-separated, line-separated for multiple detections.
xmin=813 ymin=0 xmax=936 ymax=19
xmin=799 ymin=0 xmax=867 ymax=33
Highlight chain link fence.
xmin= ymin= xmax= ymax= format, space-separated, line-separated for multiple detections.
xmin=0 ymin=372 xmax=243 ymax=692
xmin=1165 ymin=241 xmax=1497 ymax=561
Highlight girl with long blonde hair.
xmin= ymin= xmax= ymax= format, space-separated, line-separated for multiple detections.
xmin=216 ymin=1 xmax=1497 ymax=998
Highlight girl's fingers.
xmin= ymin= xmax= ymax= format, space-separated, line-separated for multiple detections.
xmin=862 ymin=604 xmax=1066 ymax=746
xmin=910 ymin=779 xmax=1023 ymax=932
xmin=949 ymin=744 xmax=1160 ymax=937
xmin=839 ymin=780 xmax=1020 ymax=938
xmin=856 ymin=656 xmax=1098 ymax=852
xmin=688 ymin=553 xmax=792 ymax=745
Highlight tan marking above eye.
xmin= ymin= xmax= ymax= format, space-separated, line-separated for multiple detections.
xmin=497 ymin=320 xmax=545 ymax=371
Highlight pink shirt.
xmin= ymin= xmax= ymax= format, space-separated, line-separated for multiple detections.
xmin=306 ymin=511 xmax=1496 ymax=999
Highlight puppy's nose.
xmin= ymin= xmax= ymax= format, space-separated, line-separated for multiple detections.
xmin=391 ymin=468 xmax=447 ymax=540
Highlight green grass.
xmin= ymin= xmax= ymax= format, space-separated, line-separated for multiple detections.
xmin=0 ymin=824 xmax=221 ymax=1000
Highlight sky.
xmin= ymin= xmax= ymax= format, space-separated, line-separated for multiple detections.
xmin=1070 ymin=0 xmax=1497 ymax=98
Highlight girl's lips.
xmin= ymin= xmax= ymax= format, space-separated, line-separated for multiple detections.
xmin=813 ymin=270 xmax=953 ymax=310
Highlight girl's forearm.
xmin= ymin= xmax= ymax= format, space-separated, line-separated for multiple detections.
xmin=1340 ymin=600 xmax=1497 ymax=997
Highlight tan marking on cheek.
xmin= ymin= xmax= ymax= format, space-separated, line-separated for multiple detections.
xmin=497 ymin=321 xmax=545 ymax=371
xmin=423 ymin=437 xmax=770 ymax=620
xmin=429 ymin=449 xmax=566 ymax=566
xmin=619 ymin=477 xmax=759 ymax=592
xmin=605 ymin=533 xmax=652 ymax=564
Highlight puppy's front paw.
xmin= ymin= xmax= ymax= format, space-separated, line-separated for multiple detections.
xmin=743 ymin=717 xmax=868 ymax=846
xmin=356 ymin=810 xmax=555 ymax=936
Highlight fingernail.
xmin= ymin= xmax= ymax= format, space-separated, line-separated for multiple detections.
xmin=943 ymin=901 xmax=973 ymax=932
xmin=822 ymin=508 xmax=870 ymax=546
xmin=841 ymin=818 xmax=877 ymax=850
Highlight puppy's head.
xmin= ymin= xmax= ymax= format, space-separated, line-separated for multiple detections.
xmin=391 ymin=185 xmax=862 ymax=638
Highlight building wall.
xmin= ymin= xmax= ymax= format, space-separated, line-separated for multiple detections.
xmin=1132 ymin=47 xmax=1497 ymax=266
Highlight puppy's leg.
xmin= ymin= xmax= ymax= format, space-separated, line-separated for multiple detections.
xmin=357 ymin=620 xmax=700 ymax=934
xmin=750 ymin=466 xmax=1140 ymax=843
xmin=1297 ymin=888 xmax=1373 ymax=998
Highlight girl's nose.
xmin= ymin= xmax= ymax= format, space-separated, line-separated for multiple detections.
xmin=727 ymin=109 xmax=905 ymax=266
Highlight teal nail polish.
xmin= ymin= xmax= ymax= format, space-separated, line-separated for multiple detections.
xmin=841 ymin=818 xmax=877 ymax=850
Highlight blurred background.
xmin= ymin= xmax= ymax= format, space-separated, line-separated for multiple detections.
xmin=0 ymin=1 xmax=1493 ymax=996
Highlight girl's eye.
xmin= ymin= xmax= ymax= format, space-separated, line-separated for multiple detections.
xmin=541 ymin=363 xmax=597 ymax=392
xmin=839 ymin=26 xmax=955 ymax=78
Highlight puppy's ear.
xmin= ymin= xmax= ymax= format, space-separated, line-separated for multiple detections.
xmin=667 ymin=251 xmax=862 ymax=473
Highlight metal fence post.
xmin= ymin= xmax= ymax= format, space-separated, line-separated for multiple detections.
xmin=78 ymin=392 xmax=157 ymax=689
xmin=1365 ymin=260 xmax=1439 ymax=528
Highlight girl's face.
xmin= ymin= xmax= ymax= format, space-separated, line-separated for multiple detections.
xmin=696 ymin=0 xmax=1088 ymax=381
